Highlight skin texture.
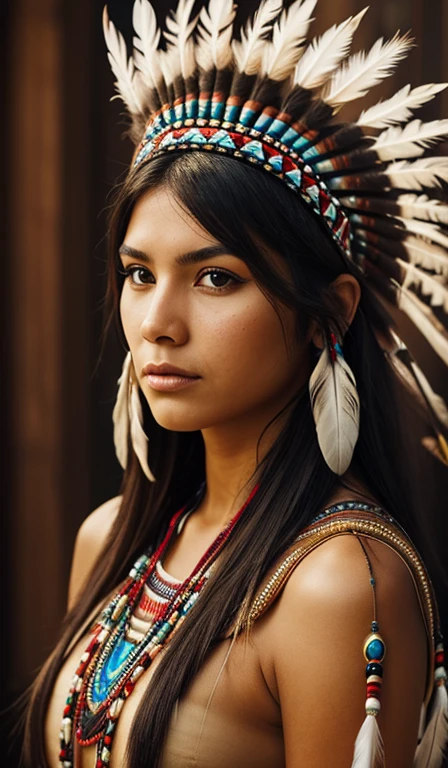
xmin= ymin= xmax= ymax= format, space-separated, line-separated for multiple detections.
xmin=119 ymin=185 xmax=361 ymax=534
xmin=45 ymin=186 xmax=427 ymax=767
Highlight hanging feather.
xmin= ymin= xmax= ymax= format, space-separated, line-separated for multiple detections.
xmin=321 ymin=31 xmax=414 ymax=110
xmin=294 ymin=7 xmax=368 ymax=91
xmin=414 ymin=679 xmax=448 ymax=768
xmin=260 ymin=0 xmax=317 ymax=81
xmin=372 ymin=119 xmax=448 ymax=161
xmin=103 ymin=7 xmax=145 ymax=115
xmin=132 ymin=0 xmax=167 ymax=107
xmin=112 ymin=352 xmax=132 ymax=471
xmin=350 ymin=713 xmax=385 ymax=768
xmin=385 ymin=157 xmax=448 ymax=190
xmin=357 ymin=82 xmax=448 ymax=129
xmin=232 ymin=0 xmax=282 ymax=76
xmin=129 ymin=370 xmax=156 ymax=482
xmin=309 ymin=340 xmax=360 ymax=475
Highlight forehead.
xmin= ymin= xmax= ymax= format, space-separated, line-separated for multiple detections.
xmin=125 ymin=186 xmax=217 ymax=250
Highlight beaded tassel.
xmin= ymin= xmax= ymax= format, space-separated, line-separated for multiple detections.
xmin=351 ymin=542 xmax=386 ymax=768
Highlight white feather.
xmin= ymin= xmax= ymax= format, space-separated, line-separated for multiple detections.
xmin=260 ymin=0 xmax=317 ymax=81
xmin=132 ymin=0 xmax=164 ymax=92
xmin=351 ymin=714 xmax=385 ymax=768
xmin=294 ymin=7 xmax=368 ymax=91
xmin=373 ymin=119 xmax=448 ymax=161
xmin=232 ymin=0 xmax=282 ymax=76
xmin=129 ymin=373 xmax=156 ymax=482
xmin=103 ymin=7 xmax=144 ymax=114
xmin=397 ymin=259 xmax=448 ymax=311
xmin=414 ymin=683 xmax=448 ymax=768
xmin=164 ymin=0 xmax=197 ymax=80
xmin=394 ymin=194 xmax=448 ymax=225
xmin=357 ymin=82 xmax=448 ymax=129
xmin=397 ymin=219 xmax=448 ymax=253
xmin=399 ymin=234 xmax=448 ymax=278
xmin=112 ymin=352 xmax=132 ymax=470
xmin=388 ymin=332 xmax=448 ymax=428
xmin=322 ymin=31 xmax=413 ymax=109
xmin=196 ymin=0 xmax=237 ymax=71
xmin=309 ymin=343 xmax=360 ymax=475
xmin=394 ymin=280 xmax=448 ymax=365
xmin=410 ymin=363 xmax=448 ymax=429
xmin=385 ymin=157 xmax=448 ymax=190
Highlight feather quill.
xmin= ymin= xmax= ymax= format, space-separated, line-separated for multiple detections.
xmin=309 ymin=343 xmax=360 ymax=475
xmin=357 ymin=82 xmax=448 ymax=129
xmin=232 ymin=0 xmax=283 ymax=76
xmin=196 ymin=0 xmax=237 ymax=72
xmin=260 ymin=0 xmax=317 ymax=81
xmin=294 ymin=7 xmax=368 ymax=91
xmin=385 ymin=157 xmax=448 ymax=190
xmin=322 ymin=31 xmax=413 ymax=109
xmin=103 ymin=7 xmax=144 ymax=114
xmin=351 ymin=714 xmax=385 ymax=767
xmin=373 ymin=118 xmax=448 ymax=161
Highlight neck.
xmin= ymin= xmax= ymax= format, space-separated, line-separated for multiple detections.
xmin=197 ymin=403 xmax=293 ymax=529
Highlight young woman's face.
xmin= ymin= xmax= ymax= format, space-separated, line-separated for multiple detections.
xmin=119 ymin=185 xmax=313 ymax=435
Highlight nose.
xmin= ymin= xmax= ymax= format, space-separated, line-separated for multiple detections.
xmin=139 ymin=279 xmax=189 ymax=345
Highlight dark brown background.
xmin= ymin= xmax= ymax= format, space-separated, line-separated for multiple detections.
xmin=2 ymin=1 xmax=447 ymax=763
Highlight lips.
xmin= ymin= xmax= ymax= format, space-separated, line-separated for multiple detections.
xmin=142 ymin=362 xmax=200 ymax=378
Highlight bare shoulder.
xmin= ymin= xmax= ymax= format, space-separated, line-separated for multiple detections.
xmin=263 ymin=533 xmax=428 ymax=767
xmin=67 ymin=496 xmax=122 ymax=610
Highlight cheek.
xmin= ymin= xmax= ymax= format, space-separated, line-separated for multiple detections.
xmin=202 ymin=299 xmax=302 ymax=391
xmin=120 ymin=288 xmax=141 ymax=346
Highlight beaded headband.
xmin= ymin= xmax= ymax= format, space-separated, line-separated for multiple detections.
xmin=104 ymin=0 xmax=448 ymax=463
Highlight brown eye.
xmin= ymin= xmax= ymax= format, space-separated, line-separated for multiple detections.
xmin=197 ymin=269 xmax=240 ymax=292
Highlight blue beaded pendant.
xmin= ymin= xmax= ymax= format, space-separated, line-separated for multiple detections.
xmin=363 ymin=632 xmax=386 ymax=662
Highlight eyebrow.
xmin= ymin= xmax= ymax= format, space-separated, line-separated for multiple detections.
xmin=118 ymin=243 xmax=234 ymax=266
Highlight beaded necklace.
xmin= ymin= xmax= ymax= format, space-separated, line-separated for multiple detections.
xmin=58 ymin=483 xmax=258 ymax=768
xmin=59 ymin=493 xmax=396 ymax=767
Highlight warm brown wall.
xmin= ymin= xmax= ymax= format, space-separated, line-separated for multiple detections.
xmin=2 ymin=1 xmax=447 ymax=757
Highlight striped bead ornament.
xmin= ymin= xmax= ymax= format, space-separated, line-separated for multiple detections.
xmin=363 ymin=623 xmax=386 ymax=717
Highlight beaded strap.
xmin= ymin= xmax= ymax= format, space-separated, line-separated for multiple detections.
xmin=247 ymin=506 xmax=439 ymax=706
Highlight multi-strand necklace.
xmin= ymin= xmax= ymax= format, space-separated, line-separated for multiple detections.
xmin=59 ymin=483 xmax=258 ymax=767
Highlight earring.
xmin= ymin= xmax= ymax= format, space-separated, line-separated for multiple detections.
xmin=112 ymin=351 xmax=156 ymax=482
xmin=309 ymin=332 xmax=360 ymax=475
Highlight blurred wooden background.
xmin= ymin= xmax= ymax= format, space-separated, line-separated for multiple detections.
xmin=2 ymin=1 xmax=447 ymax=762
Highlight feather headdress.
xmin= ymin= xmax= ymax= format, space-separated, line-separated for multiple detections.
xmin=103 ymin=6 xmax=448 ymax=765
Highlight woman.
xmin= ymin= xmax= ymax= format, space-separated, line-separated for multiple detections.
xmin=25 ymin=1 xmax=448 ymax=766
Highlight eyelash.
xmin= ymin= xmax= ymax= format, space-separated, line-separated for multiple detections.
xmin=117 ymin=265 xmax=243 ymax=294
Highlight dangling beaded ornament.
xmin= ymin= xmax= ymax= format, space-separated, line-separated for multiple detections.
xmin=351 ymin=539 xmax=386 ymax=767
xmin=59 ymin=482 xmax=259 ymax=767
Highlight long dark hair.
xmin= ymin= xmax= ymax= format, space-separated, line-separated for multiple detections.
xmin=24 ymin=150 xmax=439 ymax=767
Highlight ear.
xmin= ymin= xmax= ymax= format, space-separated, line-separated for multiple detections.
xmin=308 ymin=274 xmax=361 ymax=350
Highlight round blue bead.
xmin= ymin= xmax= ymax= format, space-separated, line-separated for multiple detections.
xmin=366 ymin=638 xmax=385 ymax=661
